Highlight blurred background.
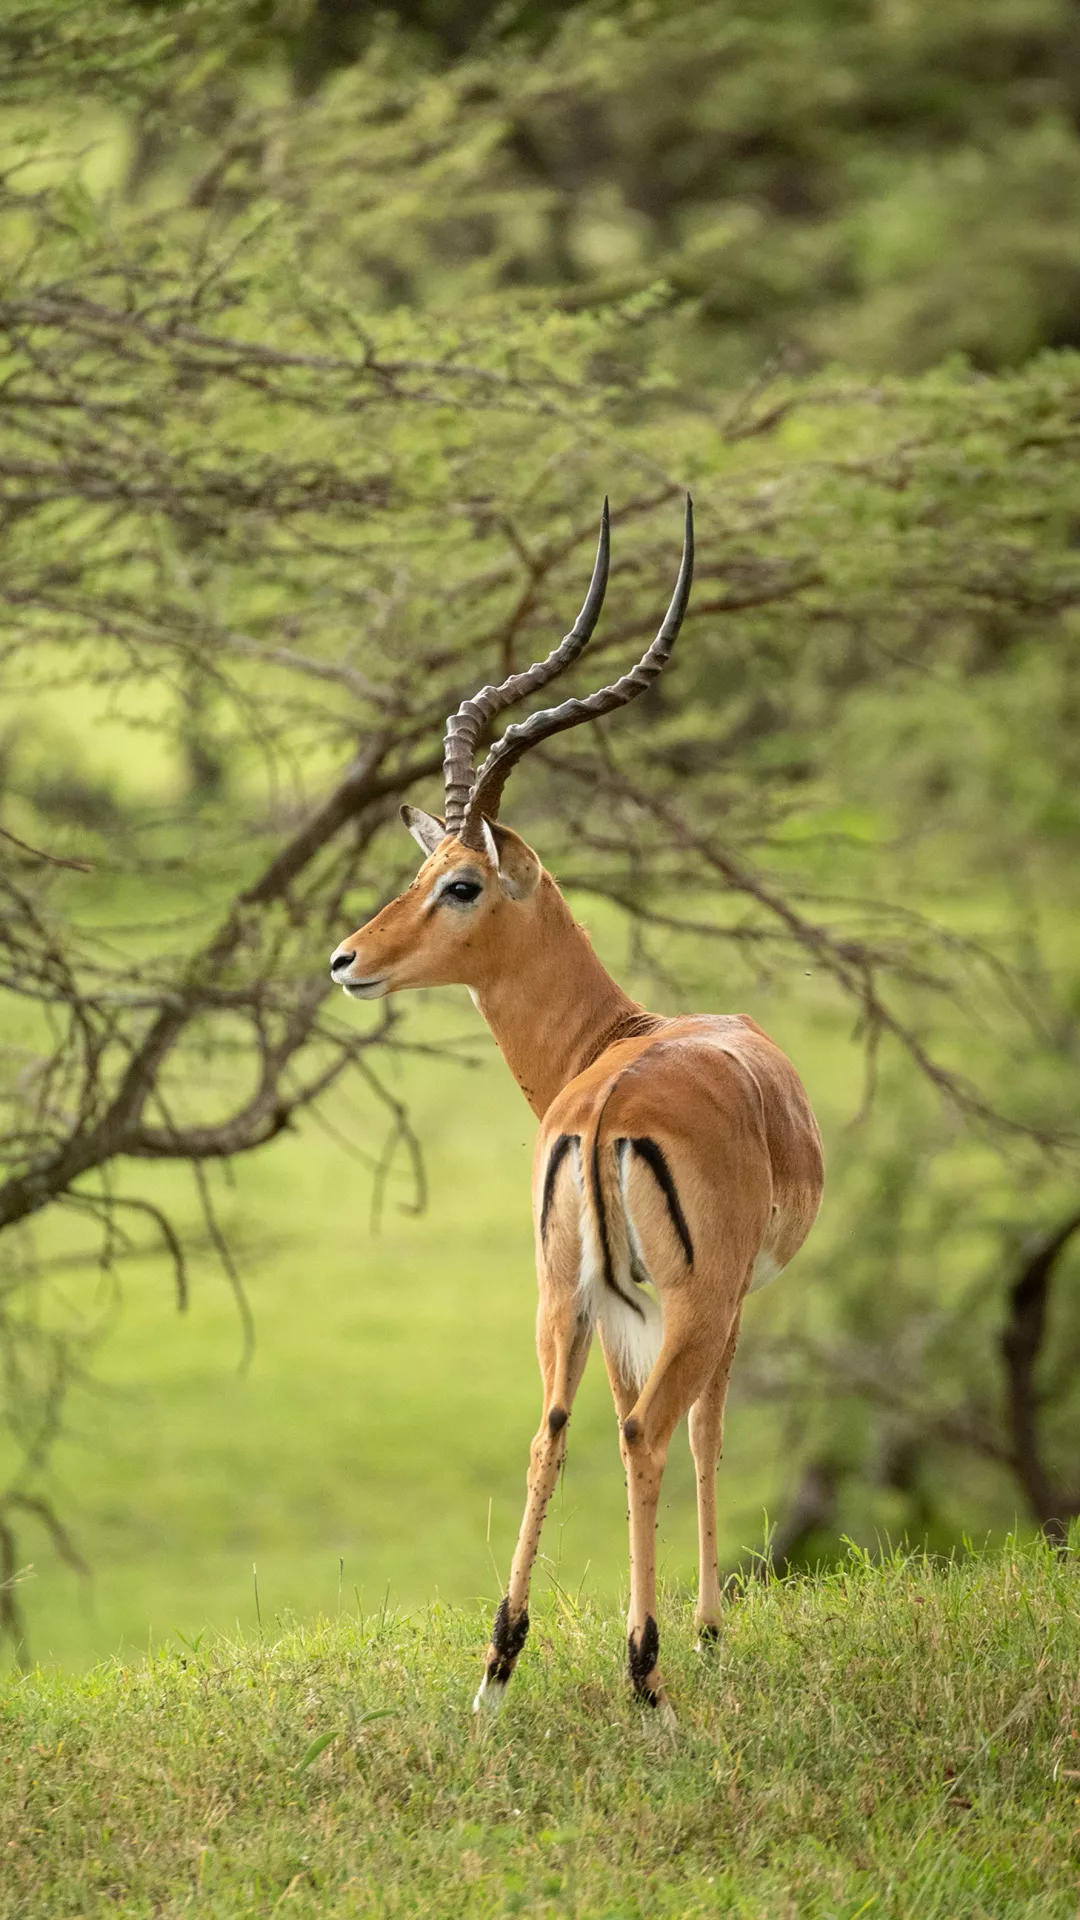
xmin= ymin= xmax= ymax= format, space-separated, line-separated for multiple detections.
xmin=1 ymin=0 xmax=1078 ymax=1668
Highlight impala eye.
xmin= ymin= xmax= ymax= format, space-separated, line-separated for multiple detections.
xmin=443 ymin=879 xmax=482 ymax=905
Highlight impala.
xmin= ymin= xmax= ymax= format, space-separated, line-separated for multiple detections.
xmin=330 ymin=500 xmax=824 ymax=1721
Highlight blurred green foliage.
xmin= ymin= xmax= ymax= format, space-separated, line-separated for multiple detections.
xmin=1 ymin=0 xmax=1079 ymax=1661
xmin=8 ymin=0 xmax=1080 ymax=372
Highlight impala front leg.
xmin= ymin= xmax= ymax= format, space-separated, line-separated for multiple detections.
xmin=474 ymin=1296 xmax=592 ymax=1713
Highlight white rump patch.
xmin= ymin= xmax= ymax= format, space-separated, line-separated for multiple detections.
xmin=598 ymin=1287 xmax=664 ymax=1393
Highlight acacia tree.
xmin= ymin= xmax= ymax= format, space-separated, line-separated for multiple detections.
xmin=2 ymin=4 xmax=1080 ymax=1648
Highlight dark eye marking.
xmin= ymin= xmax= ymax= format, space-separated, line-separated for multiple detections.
xmin=438 ymin=877 xmax=482 ymax=906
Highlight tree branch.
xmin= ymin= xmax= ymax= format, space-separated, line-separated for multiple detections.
xmin=1001 ymin=1208 xmax=1080 ymax=1542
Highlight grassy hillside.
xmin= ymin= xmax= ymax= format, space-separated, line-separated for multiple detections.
xmin=3 ymin=1543 xmax=1077 ymax=1918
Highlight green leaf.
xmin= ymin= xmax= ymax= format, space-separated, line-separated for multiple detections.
xmin=293 ymin=1729 xmax=339 ymax=1773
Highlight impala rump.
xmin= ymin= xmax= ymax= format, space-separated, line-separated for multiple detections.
xmin=539 ymin=1122 xmax=690 ymax=1392
xmin=618 ymin=1136 xmax=694 ymax=1269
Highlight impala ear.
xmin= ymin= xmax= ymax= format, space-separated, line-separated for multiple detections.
xmin=481 ymin=817 xmax=541 ymax=901
xmin=400 ymin=805 xmax=446 ymax=857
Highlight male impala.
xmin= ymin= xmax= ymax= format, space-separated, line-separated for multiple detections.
xmin=331 ymin=500 xmax=823 ymax=1721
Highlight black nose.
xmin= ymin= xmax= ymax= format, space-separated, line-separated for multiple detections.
xmin=330 ymin=950 xmax=353 ymax=974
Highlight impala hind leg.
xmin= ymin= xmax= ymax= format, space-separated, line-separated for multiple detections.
xmin=612 ymin=1301 xmax=742 ymax=1723
xmin=473 ymin=1293 xmax=592 ymax=1714
xmin=688 ymin=1306 xmax=743 ymax=1647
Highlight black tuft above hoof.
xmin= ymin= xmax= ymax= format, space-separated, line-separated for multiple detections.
xmin=628 ymin=1614 xmax=660 ymax=1701
xmin=488 ymin=1596 xmax=530 ymax=1684
xmin=696 ymin=1622 xmax=722 ymax=1647
xmin=622 ymin=1414 xmax=642 ymax=1444
xmin=547 ymin=1405 xmax=568 ymax=1434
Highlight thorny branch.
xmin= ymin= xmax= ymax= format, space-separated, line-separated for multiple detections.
xmin=735 ymin=1205 xmax=1080 ymax=1558
xmin=553 ymin=759 xmax=1074 ymax=1150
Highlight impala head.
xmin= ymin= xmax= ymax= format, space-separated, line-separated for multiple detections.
xmin=330 ymin=496 xmax=694 ymax=1000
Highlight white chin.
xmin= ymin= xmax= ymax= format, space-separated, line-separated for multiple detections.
xmin=343 ymin=978 xmax=388 ymax=1001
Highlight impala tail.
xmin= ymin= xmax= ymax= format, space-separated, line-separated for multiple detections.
xmin=579 ymin=1092 xmax=675 ymax=1393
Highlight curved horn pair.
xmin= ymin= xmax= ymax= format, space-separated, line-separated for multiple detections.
xmin=444 ymin=496 xmax=693 ymax=852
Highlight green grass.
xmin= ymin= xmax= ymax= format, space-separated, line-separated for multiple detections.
xmin=3 ymin=1543 xmax=1078 ymax=1917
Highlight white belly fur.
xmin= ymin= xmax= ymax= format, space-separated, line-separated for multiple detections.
xmin=749 ymin=1248 xmax=782 ymax=1292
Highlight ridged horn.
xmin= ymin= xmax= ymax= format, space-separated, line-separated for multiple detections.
xmin=443 ymin=500 xmax=610 ymax=845
xmin=459 ymin=494 xmax=693 ymax=844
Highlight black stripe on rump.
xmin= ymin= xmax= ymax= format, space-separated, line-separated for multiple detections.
xmin=540 ymin=1133 xmax=577 ymax=1242
xmin=625 ymin=1136 xmax=694 ymax=1268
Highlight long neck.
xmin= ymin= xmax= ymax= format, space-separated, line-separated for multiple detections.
xmin=470 ymin=876 xmax=651 ymax=1118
